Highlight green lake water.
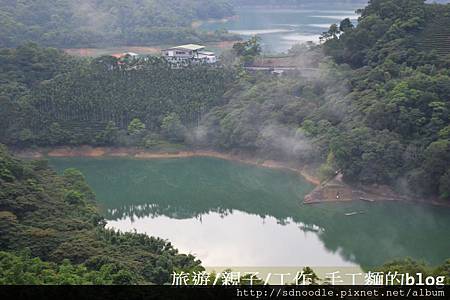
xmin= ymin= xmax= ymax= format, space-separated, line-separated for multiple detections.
xmin=200 ymin=2 xmax=367 ymax=53
xmin=50 ymin=157 xmax=450 ymax=269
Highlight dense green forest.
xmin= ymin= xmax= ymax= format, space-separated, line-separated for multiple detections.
xmin=0 ymin=0 xmax=450 ymax=286
xmin=0 ymin=44 xmax=235 ymax=147
xmin=198 ymin=0 xmax=450 ymax=201
xmin=317 ymin=0 xmax=450 ymax=199
xmin=0 ymin=145 xmax=203 ymax=284
xmin=0 ymin=0 xmax=235 ymax=48
xmin=0 ymin=143 xmax=449 ymax=284
xmin=0 ymin=0 xmax=449 ymax=201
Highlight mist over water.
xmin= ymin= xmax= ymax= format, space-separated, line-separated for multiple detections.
xmin=200 ymin=1 xmax=366 ymax=52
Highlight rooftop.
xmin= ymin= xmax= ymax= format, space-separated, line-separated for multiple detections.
xmin=166 ymin=44 xmax=205 ymax=51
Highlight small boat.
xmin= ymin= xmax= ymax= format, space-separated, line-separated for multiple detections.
xmin=345 ymin=211 xmax=364 ymax=216
xmin=360 ymin=197 xmax=375 ymax=202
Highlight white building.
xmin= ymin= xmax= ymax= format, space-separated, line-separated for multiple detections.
xmin=198 ymin=51 xmax=217 ymax=64
xmin=161 ymin=44 xmax=217 ymax=64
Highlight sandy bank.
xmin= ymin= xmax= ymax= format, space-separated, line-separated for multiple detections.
xmin=13 ymin=146 xmax=450 ymax=207
xmin=304 ymin=174 xmax=450 ymax=208
xmin=13 ymin=146 xmax=321 ymax=186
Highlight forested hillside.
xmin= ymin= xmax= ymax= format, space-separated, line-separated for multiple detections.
xmin=315 ymin=0 xmax=450 ymax=199
xmin=1 ymin=143 xmax=449 ymax=284
xmin=0 ymin=0 xmax=450 ymax=286
xmin=0 ymin=44 xmax=235 ymax=147
xmin=416 ymin=4 xmax=450 ymax=55
xmin=0 ymin=44 xmax=79 ymax=144
xmin=0 ymin=145 xmax=202 ymax=284
xmin=0 ymin=0 xmax=235 ymax=48
xmin=0 ymin=0 xmax=449 ymax=202
xmin=197 ymin=0 xmax=450 ymax=201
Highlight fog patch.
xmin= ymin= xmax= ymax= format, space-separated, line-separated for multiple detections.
xmin=257 ymin=124 xmax=314 ymax=159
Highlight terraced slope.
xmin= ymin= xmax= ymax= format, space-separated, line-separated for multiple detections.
xmin=416 ymin=6 xmax=450 ymax=56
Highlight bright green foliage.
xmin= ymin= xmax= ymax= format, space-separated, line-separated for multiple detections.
xmin=0 ymin=251 xmax=129 ymax=285
xmin=64 ymin=190 xmax=85 ymax=205
xmin=377 ymin=258 xmax=450 ymax=285
xmin=0 ymin=145 xmax=203 ymax=284
xmin=128 ymin=118 xmax=146 ymax=136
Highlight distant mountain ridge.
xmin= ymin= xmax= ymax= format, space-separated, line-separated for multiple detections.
xmin=0 ymin=0 xmax=235 ymax=48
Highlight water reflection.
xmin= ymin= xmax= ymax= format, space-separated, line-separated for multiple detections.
xmin=108 ymin=212 xmax=354 ymax=267
xmin=50 ymin=157 xmax=450 ymax=269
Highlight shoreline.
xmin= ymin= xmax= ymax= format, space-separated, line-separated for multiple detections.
xmin=13 ymin=146 xmax=450 ymax=208
xmin=13 ymin=146 xmax=321 ymax=186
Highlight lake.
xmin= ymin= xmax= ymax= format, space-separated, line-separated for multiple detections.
xmin=50 ymin=156 xmax=450 ymax=271
xmin=63 ymin=2 xmax=368 ymax=57
xmin=200 ymin=2 xmax=367 ymax=53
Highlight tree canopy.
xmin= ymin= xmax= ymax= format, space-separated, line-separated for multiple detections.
xmin=0 ymin=145 xmax=202 ymax=284
xmin=0 ymin=0 xmax=449 ymax=203
xmin=0 ymin=0 xmax=235 ymax=48
xmin=315 ymin=0 xmax=450 ymax=199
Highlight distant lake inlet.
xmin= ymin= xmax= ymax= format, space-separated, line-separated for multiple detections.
xmin=199 ymin=4 xmax=364 ymax=53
